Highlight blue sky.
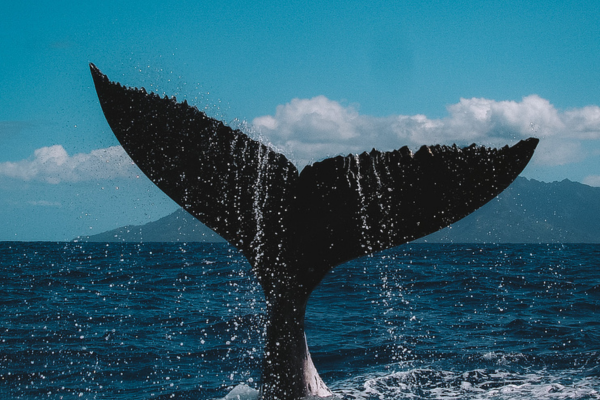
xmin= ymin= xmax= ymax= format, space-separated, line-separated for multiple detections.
xmin=1 ymin=0 xmax=600 ymax=241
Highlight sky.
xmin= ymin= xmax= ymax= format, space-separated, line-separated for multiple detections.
xmin=1 ymin=0 xmax=600 ymax=241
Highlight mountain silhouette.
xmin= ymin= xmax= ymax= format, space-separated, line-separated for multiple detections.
xmin=77 ymin=178 xmax=600 ymax=243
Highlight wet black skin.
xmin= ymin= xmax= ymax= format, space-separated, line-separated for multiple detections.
xmin=90 ymin=63 xmax=538 ymax=399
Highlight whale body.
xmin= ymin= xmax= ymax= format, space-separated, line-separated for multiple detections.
xmin=89 ymin=64 xmax=538 ymax=399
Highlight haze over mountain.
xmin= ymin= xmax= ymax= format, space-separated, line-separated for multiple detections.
xmin=423 ymin=177 xmax=600 ymax=243
xmin=77 ymin=178 xmax=600 ymax=244
xmin=76 ymin=208 xmax=225 ymax=243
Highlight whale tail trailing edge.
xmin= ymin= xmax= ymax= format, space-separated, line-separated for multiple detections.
xmin=90 ymin=63 xmax=538 ymax=399
xmin=292 ymin=139 xmax=538 ymax=289
xmin=89 ymin=63 xmax=538 ymax=293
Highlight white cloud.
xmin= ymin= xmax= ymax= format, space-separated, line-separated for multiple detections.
xmin=253 ymin=96 xmax=361 ymax=142
xmin=0 ymin=145 xmax=138 ymax=184
xmin=583 ymin=175 xmax=600 ymax=187
xmin=252 ymin=95 xmax=600 ymax=168
xmin=5 ymin=95 xmax=598 ymax=185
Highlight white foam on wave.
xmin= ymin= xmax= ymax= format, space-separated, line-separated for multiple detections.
xmin=218 ymin=384 xmax=259 ymax=400
xmin=215 ymin=362 xmax=600 ymax=400
xmin=332 ymin=367 xmax=600 ymax=399
xmin=218 ymin=384 xmax=341 ymax=400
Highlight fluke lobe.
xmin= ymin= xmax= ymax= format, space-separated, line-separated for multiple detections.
xmin=89 ymin=63 xmax=538 ymax=399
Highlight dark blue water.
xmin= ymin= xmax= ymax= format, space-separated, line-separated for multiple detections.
xmin=1 ymin=242 xmax=599 ymax=399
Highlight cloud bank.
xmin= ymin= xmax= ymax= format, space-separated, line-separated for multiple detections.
xmin=583 ymin=175 xmax=600 ymax=187
xmin=0 ymin=145 xmax=138 ymax=184
xmin=252 ymin=95 xmax=600 ymax=169
xmin=3 ymin=95 xmax=599 ymax=186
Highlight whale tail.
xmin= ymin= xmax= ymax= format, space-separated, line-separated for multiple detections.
xmin=90 ymin=63 xmax=538 ymax=399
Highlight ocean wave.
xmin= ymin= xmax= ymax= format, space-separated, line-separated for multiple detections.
xmin=333 ymin=366 xmax=600 ymax=399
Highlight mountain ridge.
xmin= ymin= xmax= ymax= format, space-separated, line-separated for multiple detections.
xmin=76 ymin=177 xmax=600 ymax=243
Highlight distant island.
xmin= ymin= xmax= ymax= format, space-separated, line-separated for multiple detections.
xmin=76 ymin=177 xmax=600 ymax=243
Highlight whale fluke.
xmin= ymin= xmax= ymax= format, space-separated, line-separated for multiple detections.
xmin=90 ymin=63 xmax=538 ymax=399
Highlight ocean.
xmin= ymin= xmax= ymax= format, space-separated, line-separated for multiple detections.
xmin=1 ymin=242 xmax=599 ymax=399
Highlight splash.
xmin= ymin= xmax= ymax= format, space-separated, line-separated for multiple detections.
xmin=334 ymin=366 xmax=600 ymax=399
xmin=220 ymin=384 xmax=260 ymax=400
